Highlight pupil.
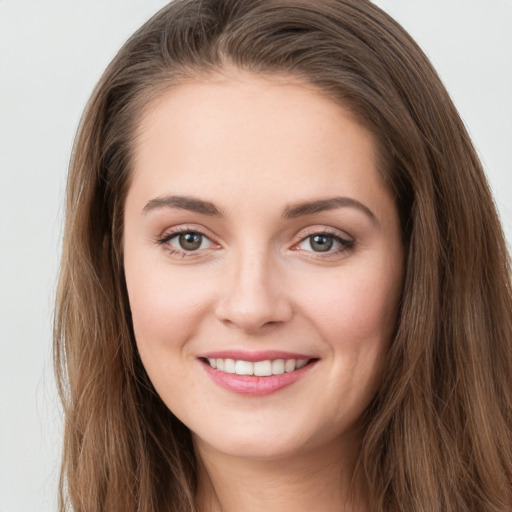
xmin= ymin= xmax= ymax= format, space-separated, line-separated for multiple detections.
xmin=179 ymin=232 xmax=202 ymax=250
xmin=311 ymin=235 xmax=333 ymax=252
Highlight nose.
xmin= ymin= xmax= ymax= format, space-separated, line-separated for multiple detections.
xmin=214 ymin=248 xmax=293 ymax=334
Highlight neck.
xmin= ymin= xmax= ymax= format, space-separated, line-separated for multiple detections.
xmin=194 ymin=434 xmax=368 ymax=512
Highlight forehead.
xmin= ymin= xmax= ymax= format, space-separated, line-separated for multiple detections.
xmin=127 ymin=71 xmax=394 ymax=224
xmin=134 ymin=69 xmax=376 ymax=157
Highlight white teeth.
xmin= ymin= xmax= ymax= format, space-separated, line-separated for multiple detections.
xmin=235 ymin=360 xmax=254 ymax=375
xmin=254 ymin=360 xmax=272 ymax=376
xmin=271 ymin=359 xmax=285 ymax=375
xmin=206 ymin=357 xmax=311 ymax=375
xmin=224 ymin=358 xmax=235 ymax=373
xmin=284 ymin=359 xmax=296 ymax=373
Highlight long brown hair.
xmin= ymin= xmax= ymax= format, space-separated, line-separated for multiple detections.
xmin=54 ymin=1 xmax=512 ymax=510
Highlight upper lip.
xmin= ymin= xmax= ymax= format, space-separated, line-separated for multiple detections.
xmin=198 ymin=350 xmax=315 ymax=362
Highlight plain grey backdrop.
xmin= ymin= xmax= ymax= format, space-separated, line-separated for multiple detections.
xmin=0 ymin=1 xmax=511 ymax=511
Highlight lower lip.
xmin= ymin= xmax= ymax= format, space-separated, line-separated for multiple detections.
xmin=200 ymin=360 xmax=317 ymax=396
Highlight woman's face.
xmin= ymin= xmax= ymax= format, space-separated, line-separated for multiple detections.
xmin=124 ymin=71 xmax=404 ymax=460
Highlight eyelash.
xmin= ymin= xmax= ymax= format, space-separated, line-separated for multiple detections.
xmin=293 ymin=229 xmax=354 ymax=258
xmin=156 ymin=227 xmax=354 ymax=259
xmin=156 ymin=226 xmax=218 ymax=258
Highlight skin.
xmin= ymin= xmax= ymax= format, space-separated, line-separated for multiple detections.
xmin=123 ymin=70 xmax=404 ymax=511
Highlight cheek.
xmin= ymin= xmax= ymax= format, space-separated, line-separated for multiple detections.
xmin=302 ymin=265 xmax=402 ymax=350
xmin=124 ymin=263 xmax=211 ymax=406
xmin=125 ymin=261 xmax=212 ymax=353
xmin=304 ymin=262 xmax=402 ymax=419
xmin=297 ymin=254 xmax=403 ymax=408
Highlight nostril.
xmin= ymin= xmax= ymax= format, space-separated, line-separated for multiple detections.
xmin=214 ymin=288 xmax=294 ymax=333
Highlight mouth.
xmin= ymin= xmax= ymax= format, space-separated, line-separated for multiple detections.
xmin=202 ymin=357 xmax=313 ymax=376
xmin=198 ymin=352 xmax=319 ymax=396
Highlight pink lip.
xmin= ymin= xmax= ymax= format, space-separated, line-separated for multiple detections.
xmin=198 ymin=353 xmax=318 ymax=397
xmin=198 ymin=349 xmax=313 ymax=362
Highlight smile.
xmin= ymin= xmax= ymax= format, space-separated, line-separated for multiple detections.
xmin=206 ymin=357 xmax=309 ymax=376
xmin=199 ymin=351 xmax=318 ymax=396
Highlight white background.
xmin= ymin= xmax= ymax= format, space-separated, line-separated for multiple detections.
xmin=0 ymin=1 xmax=510 ymax=511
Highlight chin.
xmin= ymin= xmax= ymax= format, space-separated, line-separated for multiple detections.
xmin=191 ymin=414 xmax=353 ymax=463
xmin=196 ymin=434 xmax=307 ymax=461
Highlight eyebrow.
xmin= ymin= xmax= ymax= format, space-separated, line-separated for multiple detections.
xmin=283 ymin=196 xmax=376 ymax=222
xmin=142 ymin=195 xmax=222 ymax=216
xmin=142 ymin=194 xmax=376 ymax=222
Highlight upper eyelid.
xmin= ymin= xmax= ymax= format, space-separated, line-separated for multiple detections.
xmin=157 ymin=228 xmax=219 ymax=257
xmin=293 ymin=232 xmax=353 ymax=249
xmin=293 ymin=225 xmax=353 ymax=242
xmin=158 ymin=224 xmax=218 ymax=241
xmin=156 ymin=224 xmax=354 ymax=248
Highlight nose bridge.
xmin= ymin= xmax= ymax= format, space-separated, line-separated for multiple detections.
xmin=235 ymin=246 xmax=273 ymax=302
xmin=215 ymin=242 xmax=292 ymax=332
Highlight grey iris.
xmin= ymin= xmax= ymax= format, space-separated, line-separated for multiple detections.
xmin=179 ymin=232 xmax=202 ymax=250
xmin=310 ymin=235 xmax=333 ymax=252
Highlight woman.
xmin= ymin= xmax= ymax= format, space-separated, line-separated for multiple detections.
xmin=54 ymin=0 xmax=512 ymax=511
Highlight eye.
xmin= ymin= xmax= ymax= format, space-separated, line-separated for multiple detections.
xmin=302 ymin=234 xmax=335 ymax=252
xmin=295 ymin=231 xmax=354 ymax=255
xmin=157 ymin=229 xmax=216 ymax=255
xmin=170 ymin=231 xmax=211 ymax=251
